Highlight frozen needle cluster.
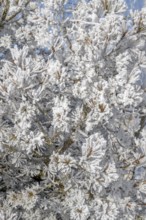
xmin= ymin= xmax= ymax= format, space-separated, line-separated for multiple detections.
xmin=0 ymin=0 xmax=146 ymax=219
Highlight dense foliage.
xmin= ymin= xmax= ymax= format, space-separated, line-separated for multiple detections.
xmin=0 ymin=0 xmax=146 ymax=219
